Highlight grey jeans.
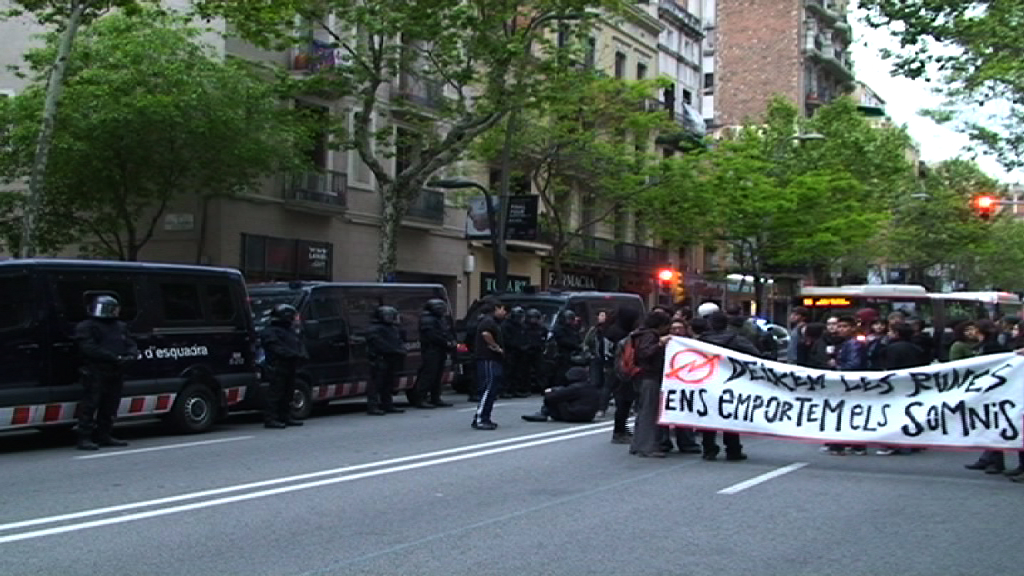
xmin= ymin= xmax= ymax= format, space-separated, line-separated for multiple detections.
xmin=630 ymin=376 xmax=662 ymax=455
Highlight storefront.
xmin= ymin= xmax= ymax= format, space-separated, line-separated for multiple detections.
xmin=543 ymin=264 xmax=654 ymax=299
xmin=239 ymin=233 xmax=333 ymax=282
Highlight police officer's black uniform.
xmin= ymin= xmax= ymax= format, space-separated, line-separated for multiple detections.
xmin=502 ymin=307 xmax=530 ymax=398
xmin=523 ymin=308 xmax=547 ymax=393
xmin=413 ymin=299 xmax=455 ymax=408
xmin=549 ymin=310 xmax=582 ymax=389
xmin=75 ymin=295 xmax=137 ymax=451
xmin=260 ymin=304 xmax=308 ymax=429
xmin=366 ymin=306 xmax=407 ymax=415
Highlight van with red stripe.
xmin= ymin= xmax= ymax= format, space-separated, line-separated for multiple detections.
xmin=0 ymin=260 xmax=258 ymax=435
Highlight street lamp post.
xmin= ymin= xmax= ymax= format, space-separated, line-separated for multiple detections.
xmin=429 ymin=179 xmax=509 ymax=294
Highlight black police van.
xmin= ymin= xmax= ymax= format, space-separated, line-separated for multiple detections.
xmin=453 ymin=290 xmax=647 ymax=393
xmin=0 ymin=259 xmax=258 ymax=434
xmin=244 ymin=282 xmax=452 ymax=418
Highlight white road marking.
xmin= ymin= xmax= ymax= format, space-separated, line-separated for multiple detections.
xmin=456 ymin=401 xmax=534 ymax=413
xmin=717 ymin=462 xmax=809 ymax=495
xmin=73 ymin=436 xmax=255 ymax=460
xmin=0 ymin=424 xmax=614 ymax=545
xmin=0 ymin=420 xmax=613 ymax=534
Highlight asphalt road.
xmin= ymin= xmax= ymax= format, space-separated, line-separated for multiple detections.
xmin=1 ymin=395 xmax=1022 ymax=576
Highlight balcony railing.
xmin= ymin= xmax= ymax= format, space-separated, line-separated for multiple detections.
xmin=284 ymin=170 xmax=347 ymax=209
xmin=659 ymin=0 xmax=704 ymax=36
xmin=405 ymin=188 xmax=445 ymax=224
xmin=396 ymin=72 xmax=445 ymax=109
xmin=805 ymin=0 xmax=842 ymax=22
xmin=541 ymin=228 xmax=667 ymax=268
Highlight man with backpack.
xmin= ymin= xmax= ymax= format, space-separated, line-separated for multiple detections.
xmin=606 ymin=306 xmax=641 ymax=444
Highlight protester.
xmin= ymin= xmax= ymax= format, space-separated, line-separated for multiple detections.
xmin=965 ymin=320 xmax=1011 ymax=472
xmin=788 ymin=306 xmax=810 ymax=364
xmin=657 ymin=320 xmax=703 ymax=455
xmin=606 ymin=306 xmax=641 ymax=445
xmin=520 ymin=366 xmax=600 ymax=423
xmin=948 ymin=321 xmax=979 ymax=361
xmin=697 ymin=311 xmax=759 ymax=461
xmin=629 ymin=309 xmax=673 ymax=458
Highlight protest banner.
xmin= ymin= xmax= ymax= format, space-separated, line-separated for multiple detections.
xmin=659 ymin=337 xmax=1024 ymax=450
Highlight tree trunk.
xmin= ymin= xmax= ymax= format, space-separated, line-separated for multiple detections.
xmin=494 ymin=107 xmax=519 ymax=290
xmin=550 ymin=239 xmax=566 ymax=288
xmin=195 ymin=195 xmax=212 ymax=265
xmin=376 ymin=184 xmax=402 ymax=281
xmin=20 ymin=0 xmax=85 ymax=259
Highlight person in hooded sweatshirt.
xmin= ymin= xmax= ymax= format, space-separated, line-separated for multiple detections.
xmin=699 ymin=312 xmax=760 ymax=461
xmin=520 ymin=365 xmax=601 ymax=423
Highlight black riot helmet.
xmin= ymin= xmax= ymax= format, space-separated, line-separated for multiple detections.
xmin=87 ymin=295 xmax=120 ymax=320
xmin=525 ymin=308 xmax=542 ymax=323
xmin=270 ymin=304 xmax=298 ymax=325
xmin=425 ymin=298 xmax=448 ymax=317
xmin=560 ymin=310 xmax=577 ymax=325
xmin=510 ymin=306 xmax=525 ymax=323
xmin=375 ymin=305 xmax=399 ymax=324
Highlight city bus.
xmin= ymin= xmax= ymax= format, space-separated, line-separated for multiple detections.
xmin=931 ymin=291 xmax=1023 ymax=321
xmin=798 ymin=284 xmax=935 ymax=325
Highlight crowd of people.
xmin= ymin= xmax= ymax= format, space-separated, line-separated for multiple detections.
xmin=463 ymin=296 xmax=1024 ymax=482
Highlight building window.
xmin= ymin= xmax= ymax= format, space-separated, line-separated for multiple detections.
xmin=614 ymin=51 xmax=626 ymax=79
xmin=585 ymin=37 xmax=596 ymax=68
xmin=682 ymin=89 xmax=692 ymax=105
xmin=704 ymin=72 xmax=714 ymax=90
xmin=240 ymin=233 xmax=333 ymax=282
xmin=636 ymin=62 xmax=648 ymax=80
xmin=557 ymin=24 xmax=570 ymax=49
xmin=296 ymin=101 xmax=328 ymax=170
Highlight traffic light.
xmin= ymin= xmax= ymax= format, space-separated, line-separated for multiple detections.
xmin=673 ymin=271 xmax=686 ymax=304
xmin=657 ymin=268 xmax=675 ymax=307
xmin=973 ymin=195 xmax=997 ymax=220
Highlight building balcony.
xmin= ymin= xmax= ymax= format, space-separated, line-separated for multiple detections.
xmin=541 ymin=228 xmax=668 ymax=268
xmin=658 ymin=0 xmax=704 ymax=38
xmin=656 ymin=103 xmax=707 ymax=151
xmin=805 ymin=0 xmax=844 ymax=24
xmin=395 ymin=71 xmax=445 ymax=110
xmin=404 ymin=188 xmax=445 ymax=225
xmin=283 ymin=170 xmax=347 ymax=214
xmin=804 ymin=39 xmax=854 ymax=83
xmin=290 ymin=40 xmax=341 ymax=73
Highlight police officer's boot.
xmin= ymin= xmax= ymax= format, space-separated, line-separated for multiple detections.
xmin=77 ymin=432 xmax=99 ymax=451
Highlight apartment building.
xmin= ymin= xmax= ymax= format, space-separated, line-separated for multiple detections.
xmin=703 ymin=0 xmax=855 ymax=128
xmin=0 ymin=2 xmax=694 ymax=315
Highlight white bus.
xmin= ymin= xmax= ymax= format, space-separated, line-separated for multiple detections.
xmin=798 ymin=284 xmax=933 ymax=324
xmin=930 ymin=291 xmax=1023 ymax=322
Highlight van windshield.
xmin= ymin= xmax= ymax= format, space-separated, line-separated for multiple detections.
xmin=248 ymin=289 xmax=302 ymax=325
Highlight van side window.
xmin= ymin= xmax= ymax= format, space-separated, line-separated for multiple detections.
xmin=0 ymin=275 xmax=32 ymax=331
xmin=206 ymin=284 xmax=236 ymax=322
xmin=53 ymin=276 xmax=139 ymax=323
xmin=342 ymin=290 xmax=383 ymax=335
xmin=309 ymin=291 xmax=347 ymax=340
xmin=160 ymin=283 xmax=203 ymax=322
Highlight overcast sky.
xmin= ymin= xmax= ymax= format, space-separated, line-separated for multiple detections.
xmin=849 ymin=9 xmax=1019 ymax=184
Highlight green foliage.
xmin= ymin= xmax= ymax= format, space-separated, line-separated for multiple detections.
xmin=858 ymin=1 xmax=1024 ymax=169
xmin=0 ymin=8 xmax=310 ymax=259
xmin=641 ymin=97 xmax=913 ymax=284
xmin=884 ymin=158 xmax=1001 ymax=287
xmin=973 ymin=218 xmax=1024 ymax=292
xmin=192 ymin=0 xmax=622 ymax=279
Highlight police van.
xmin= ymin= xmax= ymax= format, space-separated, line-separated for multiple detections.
xmin=0 ymin=259 xmax=258 ymax=434
xmin=452 ymin=290 xmax=648 ymax=393
xmin=244 ymin=282 xmax=453 ymax=418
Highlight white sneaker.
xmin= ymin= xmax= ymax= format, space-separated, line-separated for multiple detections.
xmin=876 ymin=448 xmax=896 ymax=456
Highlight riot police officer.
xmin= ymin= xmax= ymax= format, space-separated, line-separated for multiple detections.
xmin=523 ymin=308 xmax=547 ymax=393
xmin=74 ymin=295 xmax=138 ymax=451
xmin=549 ymin=310 xmax=583 ymax=389
xmin=502 ymin=307 xmax=530 ymax=398
xmin=413 ymin=298 xmax=455 ymax=408
xmin=260 ymin=304 xmax=308 ymax=429
xmin=366 ymin=305 xmax=407 ymax=415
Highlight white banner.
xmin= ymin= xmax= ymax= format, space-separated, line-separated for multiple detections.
xmin=658 ymin=337 xmax=1024 ymax=450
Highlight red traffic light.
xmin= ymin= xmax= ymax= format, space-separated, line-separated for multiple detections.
xmin=973 ymin=195 xmax=998 ymax=220
xmin=658 ymin=268 xmax=675 ymax=282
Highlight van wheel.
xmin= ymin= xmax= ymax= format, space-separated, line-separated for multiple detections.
xmin=168 ymin=383 xmax=217 ymax=434
xmin=290 ymin=380 xmax=313 ymax=421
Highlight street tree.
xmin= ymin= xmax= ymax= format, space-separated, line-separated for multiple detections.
xmin=194 ymin=0 xmax=619 ymax=281
xmin=972 ymin=218 xmax=1024 ymax=293
xmin=2 ymin=0 xmax=156 ymax=258
xmin=0 ymin=8 xmax=309 ymax=260
xmin=641 ymin=97 xmax=913 ymax=307
xmin=474 ymin=62 xmax=674 ymax=286
xmin=857 ymin=1 xmax=1024 ymax=170
xmin=884 ymin=158 xmax=1000 ymax=289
